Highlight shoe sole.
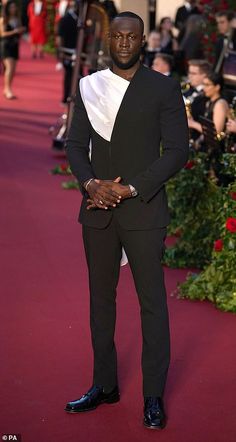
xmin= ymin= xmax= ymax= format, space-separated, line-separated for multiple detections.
xmin=64 ymin=395 xmax=120 ymax=413
xmin=143 ymin=421 xmax=166 ymax=430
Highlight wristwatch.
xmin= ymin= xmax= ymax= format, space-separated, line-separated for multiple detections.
xmin=129 ymin=184 xmax=138 ymax=197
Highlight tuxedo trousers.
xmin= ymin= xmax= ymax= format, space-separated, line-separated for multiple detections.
xmin=82 ymin=215 xmax=170 ymax=397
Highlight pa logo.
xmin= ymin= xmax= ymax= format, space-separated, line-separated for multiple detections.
xmin=2 ymin=436 xmax=21 ymax=441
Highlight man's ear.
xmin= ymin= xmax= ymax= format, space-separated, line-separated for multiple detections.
xmin=107 ymin=31 xmax=111 ymax=42
xmin=142 ymin=35 xmax=146 ymax=47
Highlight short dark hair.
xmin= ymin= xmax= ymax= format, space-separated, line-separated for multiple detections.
xmin=188 ymin=59 xmax=211 ymax=75
xmin=154 ymin=53 xmax=174 ymax=70
xmin=205 ymin=71 xmax=224 ymax=90
xmin=216 ymin=11 xmax=235 ymax=21
xmin=111 ymin=11 xmax=144 ymax=35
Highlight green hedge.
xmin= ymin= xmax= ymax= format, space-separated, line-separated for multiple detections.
xmin=165 ymin=153 xmax=236 ymax=313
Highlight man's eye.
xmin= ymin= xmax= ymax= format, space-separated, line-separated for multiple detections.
xmin=128 ymin=35 xmax=135 ymax=40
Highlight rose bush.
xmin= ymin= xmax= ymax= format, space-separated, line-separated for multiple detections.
xmin=214 ymin=239 xmax=223 ymax=252
xmin=226 ymin=218 xmax=236 ymax=233
xmin=178 ymin=180 xmax=236 ymax=313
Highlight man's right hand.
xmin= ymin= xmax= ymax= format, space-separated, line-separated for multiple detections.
xmin=85 ymin=177 xmax=122 ymax=210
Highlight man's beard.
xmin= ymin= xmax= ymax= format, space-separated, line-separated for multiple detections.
xmin=110 ymin=48 xmax=141 ymax=70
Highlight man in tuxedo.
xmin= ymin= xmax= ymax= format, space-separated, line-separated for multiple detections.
xmin=184 ymin=59 xmax=210 ymax=140
xmin=214 ymin=11 xmax=236 ymax=73
xmin=174 ymin=0 xmax=201 ymax=43
xmin=65 ymin=11 xmax=189 ymax=429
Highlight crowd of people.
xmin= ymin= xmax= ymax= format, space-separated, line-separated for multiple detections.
xmin=143 ymin=3 xmax=236 ymax=163
xmin=0 ymin=0 xmax=236 ymax=154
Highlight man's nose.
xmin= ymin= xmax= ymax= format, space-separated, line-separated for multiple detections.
xmin=120 ymin=37 xmax=130 ymax=47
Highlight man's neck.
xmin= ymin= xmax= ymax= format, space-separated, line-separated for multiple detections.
xmin=112 ymin=61 xmax=141 ymax=81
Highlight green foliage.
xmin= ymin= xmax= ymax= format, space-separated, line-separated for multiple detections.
xmin=165 ymin=153 xmax=222 ymax=268
xmin=61 ymin=180 xmax=80 ymax=190
xmin=51 ymin=164 xmax=72 ymax=175
xmin=178 ymin=182 xmax=236 ymax=313
xmin=221 ymin=153 xmax=236 ymax=177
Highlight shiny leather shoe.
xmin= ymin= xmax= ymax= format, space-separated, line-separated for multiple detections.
xmin=143 ymin=397 xmax=166 ymax=430
xmin=65 ymin=385 xmax=120 ymax=413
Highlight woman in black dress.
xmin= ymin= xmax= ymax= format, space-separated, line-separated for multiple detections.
xmin=0 ymin=1 xmax=25 ymax=99
xmin=188 ymin=72 xmax=229 ymax=136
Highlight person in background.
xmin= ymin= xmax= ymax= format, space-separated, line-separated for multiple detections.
xmin=99 ymin=0 xmax=118 ymax=21
xmin=54 ymin=0 xmax=68 ymax=70
xmin=188 ymin=71 xmax=229 ymax=136
xmin=142 ymin=30 xmax=162 ymax=67
xmin=27 ymin=0 xmax=47 ymax=58
xmin=57 ymin=0 xmax=78 ymax=104
xmin=152 ymin=53 xmax=173 ymax=77
xmin=0 ymin=0 xmax=25 ymax=99
xmin=179 ymin=14 xmax=205 ymax=67
xmin=183 ymin=59 xmax=210 ymax=142
xmin=184 ymin=59 xmax=210 ymax=97
xmin=175 ymin=0 xmax=201 ymax=43
xmin=55 ymin=0 xmax=68 ymax=31
xmin=214 ymin=11 xmax=236 ymax=73
xmin=158 ymin=16 xmax=178 ymax=55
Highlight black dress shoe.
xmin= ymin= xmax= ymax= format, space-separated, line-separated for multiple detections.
xmin=65 ymin=385 xmax=120 ymax=413
xmin=143 ymin=397 xmax=166 ymax=430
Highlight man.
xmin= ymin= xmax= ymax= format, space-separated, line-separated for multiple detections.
xmin=214 ymin=11 xmax=236 ymax=73
xmin=152 ymin=53 xmax=173 ymax=76
xmin=174 ymin=0 xmax=201 ymax=43
xmin=57 ymin=0 xmax=78 ymax=104
xmin=65 ymin=11 xmax=189 ymax=430
xmin=184 ymin=59 xmax=210 ymax=140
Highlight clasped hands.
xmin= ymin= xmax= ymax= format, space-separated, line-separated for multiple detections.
xmin=85 ymin=176 xmax=131 ymax=210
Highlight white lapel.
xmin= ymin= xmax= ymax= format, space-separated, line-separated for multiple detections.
xmin=79 ymin=69 xmax=130 ymax=142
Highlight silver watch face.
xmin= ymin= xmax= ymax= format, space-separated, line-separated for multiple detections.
xmin=129 ymin=184 xmax=137 ymax=197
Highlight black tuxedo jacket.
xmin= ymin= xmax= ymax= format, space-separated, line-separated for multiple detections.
xmin=174 ymin=5 xmax=200 ymax=30
xmin=214 ymin=32 xmax=236 ymax=71
xmin=66 ymin=65 xmax=189 ymax=230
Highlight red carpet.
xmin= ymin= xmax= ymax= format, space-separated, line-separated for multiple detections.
xmin=0 ymin=42 xmax=236 ymax=442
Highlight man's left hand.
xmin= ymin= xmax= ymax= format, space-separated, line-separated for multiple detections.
xmin=95 ymin=178 xmax=131 ymax=199
xmin=86 ymin=177 xmax=132 ymax=210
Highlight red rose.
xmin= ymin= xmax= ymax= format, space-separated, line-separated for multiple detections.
xmin=214 ymin=239 xmax=223 ymax=252
xmin=225 ymin=217 xmax=236 ymax=233
xmin=184 ymin=160 xmax=195 ymax=169
xmin=230 ymin=192 xmax=236 ymax=201
xmin=60 ymin=164 xmax=68 ymax=171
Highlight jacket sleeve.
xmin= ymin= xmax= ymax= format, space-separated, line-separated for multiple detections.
xmin=130 ymin=79 xmax=189 ymax=203
xmin=66 ymin=85 xmax=95 ymax=188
